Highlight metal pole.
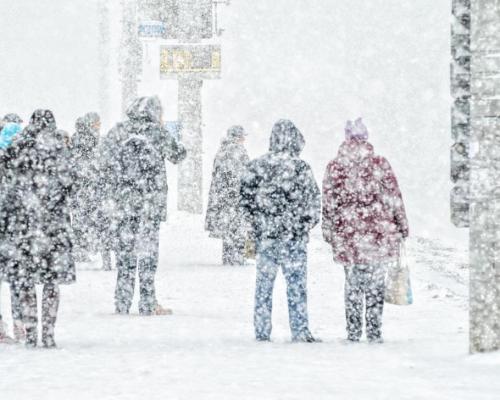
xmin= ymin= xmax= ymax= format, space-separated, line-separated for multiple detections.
xmin=98 ymin=0 xmax=111 ymax=126
xmin=469 ymin=0 xmax=500 ymax=353
xmin=120 ymin=0 xmax=142 ymax=115
xmin=176 ymin=0 xmax=213 ymax=214
xmin=178 ymin=77 xmax=203 ymax=213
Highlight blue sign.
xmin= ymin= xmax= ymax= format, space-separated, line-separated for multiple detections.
xmin=138 ymin=21 xmax=166 ymax=38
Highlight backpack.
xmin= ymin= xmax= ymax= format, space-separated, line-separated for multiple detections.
xmin=117 ymin=135 xmax=163 ymax=210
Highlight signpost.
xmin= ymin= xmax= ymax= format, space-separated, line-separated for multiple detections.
xmin=452 ymin=0 xmax=500 ymax=353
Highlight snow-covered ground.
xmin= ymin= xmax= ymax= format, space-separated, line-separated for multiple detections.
xmin=1 ymin=214 xmax=499 ymax=400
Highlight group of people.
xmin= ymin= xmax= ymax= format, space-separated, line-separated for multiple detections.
xmin=206 ymin=117 xmax=408 ymax=343
xmin=0 ymin=96 xmax=186 ymax=347
xmin=0 ymin=94 xmax=408 ymax=348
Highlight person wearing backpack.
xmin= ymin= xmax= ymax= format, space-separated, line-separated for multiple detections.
xmin=240 ymin=119 xmax=321 ymax=342
xmin=0 ymin=110 xmax=76 ymax=348
xmin=102 ymin=96 xmax=186 ymax=316
xmin=322 ymin=118 xmax=409 ymax=343
xmin=205 ymin=125 xmax=250 ymax=266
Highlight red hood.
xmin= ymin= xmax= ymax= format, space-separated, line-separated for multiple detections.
xmin=337 ymin=140 xmax=374 ymax=163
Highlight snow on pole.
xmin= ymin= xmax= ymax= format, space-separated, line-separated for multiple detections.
xmin=120 ymin=0 xmax=142 ymax=115
xmin=469 ymin=0 xmax=500 ymax=353
xmin=98 ymin=0 xmax=111 ymax=127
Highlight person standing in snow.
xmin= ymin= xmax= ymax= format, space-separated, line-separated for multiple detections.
xmin=322 ymin=118 xmax=409 ymax=343
xmin=0 ymin=120 xmax=26 ymax=342
xmin=0 ymin=110 xmax=76 ymax=348
xmin=240 ymin=119 xmax=321 ymax=342
xmin=70 ymin=113 xmax=102 ymax=263
xmin=101 ymin=96 xmax=186 ymax=316
xmin=205 ymin=125 xmax=250 ymax=265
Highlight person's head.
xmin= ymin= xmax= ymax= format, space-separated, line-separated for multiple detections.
xmin=269 ymin=119 xmax=305 ymax=156
xmin=76 ymin=112 xmax=100 ymax=134
xmin=227 ymin=125 xmax=247 ymax=143
xmin=29 ymin=109 xmax=56 ymax=131
xmin=3 ymin=113 xmax=23 ymax=125
xmin=126 ymin=96 xmax=163 ymax=124
xmin=345 ymin=118 xmax=368 ymax=142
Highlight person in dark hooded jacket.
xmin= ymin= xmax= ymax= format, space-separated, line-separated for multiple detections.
xmin=70 ymin=112 xmax=102 ymax=263
xmin=205 ymin=125 xmax=250 ymax=265
xmin=0 ymin=109 xmax=75 ymax=348
xmin=240 ymin=119 xmax=321 ymax=342
xmin=101 ymin=96 xmax=186 ymax=316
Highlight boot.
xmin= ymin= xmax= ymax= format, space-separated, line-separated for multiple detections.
xmin=42 ymin=284 xmax=59 ymax=349
xmin=25 ymin=325 xmax=38 ymax=348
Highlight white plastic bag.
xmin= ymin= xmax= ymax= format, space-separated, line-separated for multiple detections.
xmin=385 ymin=242 xmax=413 ymax=305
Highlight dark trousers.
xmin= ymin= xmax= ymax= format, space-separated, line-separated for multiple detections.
xmin=222 ymin=233 xmax=245 ymax=265
xmin=115 ymin=217 xmax=159 ymax=315
xmin=9 ymin=281 xmax=23 ymax=321
xmin=344 ymin=264 xmax=386 ymax=341
xmin=20 ymin=282 xmax=60 ymax=345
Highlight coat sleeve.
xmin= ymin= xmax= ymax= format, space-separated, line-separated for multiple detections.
xmin=321 ymin=161 xmax=336 ymax=244
xmin=159 ymin=127 xmax=187 ymax=165
xmin=379 ymin=158 xmax=409 ymax=238
xmin=299 ymin=162 xmax=321 ymax=233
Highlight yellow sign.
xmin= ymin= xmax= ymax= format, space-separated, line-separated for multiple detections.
xmin=160 ymin=45 xmax=221 ymax=79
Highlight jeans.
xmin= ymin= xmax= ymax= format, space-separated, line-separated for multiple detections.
xmin=254 ymin=239 xmax=310 ymax=340
xmin=344 ymin=264 xmax=386 ymax=341
xmin=115 ymin=217 xmax=159 ymax=315
xmin=21 ymin=282 xmax=60 ymax=346
xmin=9 ymin=281 xmax=23 ymax=322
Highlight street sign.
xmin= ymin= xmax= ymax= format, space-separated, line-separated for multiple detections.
xmin=138 ymin=21 xmax=167 ymax=39
xmin=160 ymin=44 xmax=221 ymax=79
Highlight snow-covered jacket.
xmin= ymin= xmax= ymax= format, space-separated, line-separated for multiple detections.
xmin=0 ymin=110 xmax=76 ymax=285
xmin=240 ymin=119 xmax=320 ymax=242
xmin=70 ymin=114 xmax=101 ymax=246
xmin=322 ymin=140 xmax=409 ymax=266
xmin=100 ymin=97 xmax=187 ymax=226
xmin=205 ymin=137 xmax=250 ymax=238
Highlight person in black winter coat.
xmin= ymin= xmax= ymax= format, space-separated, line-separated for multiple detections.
xmin=205 ymin=125 xmax=250 ymax=265
xmin=240 ymin=119 xmax=321 ymax=342
xmin=0 ymin=109 xmax=75 ymax=348
xmin=70 ymin=112 xmax=102 ymax=263
xmin=101 ymin=96 xmax=186 ymax=316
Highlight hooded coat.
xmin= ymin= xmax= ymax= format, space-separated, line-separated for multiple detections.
xmin=322 ymin=140 xmax=409 ymax=266
xmin=100 ymin=96 xmax=187 ymax=228
xmin=205 ymin=135 xmax=250 ymax=239
xmin=70 ymin=113 xmax=101 ymax=250
xmin=0 ymin=110 xmax=76 ymax=285
xmin=240 ymin=120 xmax=320 ymax=242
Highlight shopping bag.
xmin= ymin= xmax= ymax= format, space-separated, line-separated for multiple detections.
xmin=244 ymin=238 xmax=256 ymax=260
xmin=384 ymin=242 xmax=413 ymax=305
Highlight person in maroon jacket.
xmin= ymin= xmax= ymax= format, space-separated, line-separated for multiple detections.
xmin=322 ymin=118 xmax=409 ymax=343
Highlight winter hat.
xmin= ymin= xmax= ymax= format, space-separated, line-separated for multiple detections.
xmin=345 ymin=118 xmax=368 ymax=141
xmin=126 ymin=96 xmax=162 ymax=124
xmin=227 ymin=125 xmax=246 ymax=138
xmin=29 ymin=109 xmax=56 ymax=131
xmin=75 ymin=112 xmax=100 ymax=132
xmin=0 ymin=123 xmax=22 ymax=149
xmin=3 ymin=113 xmax=23 ymax=124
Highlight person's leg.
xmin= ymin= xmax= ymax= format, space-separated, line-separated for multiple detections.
xmin=114 ymin=221 xmax=138 ymax=314
xmin=365 ymin=264 xmax=387 ymax=342
xmin=102 ymin=250 xmax=112 ymax=271
xmin=9 ymin=280 xmax=24 ymax=341
xmin=20 ymin=280 xmax=38 ymax=347
xmin=222 ymin=238 xmax=231 ymax=265
xmin=138 ymin=226 xmax=159 ymax=315
xmin=282 ymin=241 xmax=313 ymax=341
xmin=254 ymin=240 xmax=279 ymax=340
xmin=344 ymin=265 xmax=365 ymax=342
xmin=42 ymin=283 xmax=60 ymax=348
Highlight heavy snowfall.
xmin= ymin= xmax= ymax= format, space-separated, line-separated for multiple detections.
xmin=0 ymin=1 xmax=499 ymax=400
